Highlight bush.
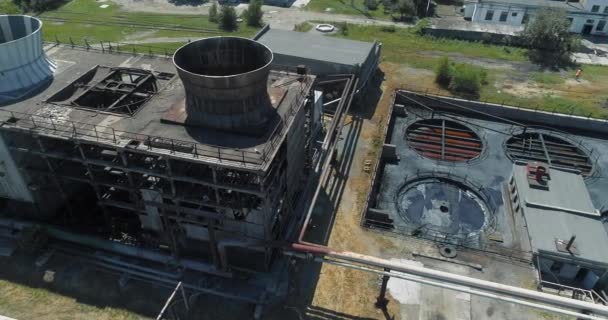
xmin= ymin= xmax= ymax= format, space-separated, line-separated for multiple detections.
xmin=340 ymin=21 xmax=349 ymax=35
xmin=219 ymin=5 xmax=238 ymax=31
xmin=411 ymin=18 xmax=430 ymax=35
xmin=294 ymin=22 xmax=312 ymax=32
xmin=435 ymin=56 xmax=486 ymax=97
xmin=449 ymin=64 xmax=481 ymax=96
xmin=209 ymin=2 xmax=218 ymax=23
xmin=244 ymin=0 xmax=263 ymax=27
xmin=435 ymin=56 xmax=452 ymax=86
xmin=380 ymin=25 xmax=396 ymax=33
xmin=366 ymin=0 xmax=378 ymax=10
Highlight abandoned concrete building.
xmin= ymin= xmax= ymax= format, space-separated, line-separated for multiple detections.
xmin=0 ymin=14 xmax=371 ymax=304
xmin=4 ymin=14 xmax=608 ymax=320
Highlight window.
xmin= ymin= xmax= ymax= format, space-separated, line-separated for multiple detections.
xmin=604 ymin=6 xmax=608 ymax=14
xmin=592 ymin=5 xmax=600 ymax=12
xmin=567 ymin=17 xmax=573 ymax=26
xmin=485 ymin=10 xmax=495 ymax=21
xmin=499 ymin=11 xmax=508 ymax=22
xmin=512 ymin=12 xmax=518 ymax=17
xmin=522 ymin=13 xmax=530 ymax=24
xmin=598 ymin=20 xmax=607 ymax=31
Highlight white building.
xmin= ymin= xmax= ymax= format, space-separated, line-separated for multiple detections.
xmin=464 ymin=0 xmax=608 ymax=36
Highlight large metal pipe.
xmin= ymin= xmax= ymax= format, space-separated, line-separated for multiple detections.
xmin=288 ymin=243 xmax=608 ymax=319
xmin=173 ymin=37 xmax=274 ymax=134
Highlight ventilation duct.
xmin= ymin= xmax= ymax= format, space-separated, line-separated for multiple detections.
xmin=0 ymin=15 xmax=55 ymax=103
xmin=173 ymin=37 xmax=274 ymax=134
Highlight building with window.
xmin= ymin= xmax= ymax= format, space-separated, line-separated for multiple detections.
xmin=463 ymin=0 xmax=608 ymax=36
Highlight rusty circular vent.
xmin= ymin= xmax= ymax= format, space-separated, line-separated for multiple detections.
xmin=405 ymin=119 xmax=483 ymax=162
xmin=505 ymin=132 xmax=593 ymax=176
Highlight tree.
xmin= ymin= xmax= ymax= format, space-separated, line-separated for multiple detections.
xmin=219 ymin=5 xmax=238 ymax=31
xmin=209 ymin=2 xmax=218 ymax=23
xmin=521 ymin=8 xmax=579 ymax=66
xmin=394 ymin=0 xmax=415 ymax=21
xmin=243 ymin=0 xmax=263 ymax=27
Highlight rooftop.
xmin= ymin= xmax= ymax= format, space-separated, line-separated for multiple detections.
xmin=512 ymin=163 xmax=608 ymax=265
xmin=256 ymin=28 xmax=376 ymax=68
xmin=0 ymin=44 xmax=314 ymax=171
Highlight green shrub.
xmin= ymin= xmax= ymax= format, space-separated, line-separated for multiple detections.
xmin=340 ymin=21 xmax=349 ymax=35
xmin=219 ymin=5 xmax=238 ymax=31
xmin=449 ymin=64 xmax=481 ymax=96
xmin=435 ymin=56 xmax=452 ymax=86
xmin=294 ymin=22 xmax=312 ymax=32
xmin=366 ymin=0 xmax=379 ymax=10
xmin=244 ymin=0 xmax=263 ymax=27
xmin=411 ymin=17 xmax=430 ymax=35
xmin=381 ymin=25 xmax=396 ymax=33
xmin=209 ymin=2 xmax=218 ymax=23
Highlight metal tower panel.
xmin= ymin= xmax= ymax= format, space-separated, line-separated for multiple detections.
xmin=0 ymin=15 xmax=55 ymax=103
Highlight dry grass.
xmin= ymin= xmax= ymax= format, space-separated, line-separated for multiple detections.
xmin=308 ymin=62 xmax=419 ymax=319
xmin=0 ymin=280 xmax=144 ymax=320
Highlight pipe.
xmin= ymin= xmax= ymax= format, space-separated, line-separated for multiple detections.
xmin=288 ymin=244 xmax=608 ymax=317
xmin=319 ymin=258 xmax=606 ymax=320
xmin=298 ymin=77 xmax=358 ymax=243
xmin=0 ymin=217 xmax=231 ymax=277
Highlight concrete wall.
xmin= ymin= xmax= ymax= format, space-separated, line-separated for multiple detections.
xmin=423 ymin=27 xmax=524 ymax=46
xmin=398 ymin=90 xmax=608 ymax=136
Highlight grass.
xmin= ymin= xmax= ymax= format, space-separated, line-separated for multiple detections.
xmin=330 ymin=23 xmax=608 ymax=119
xmin=294 ymin=21 xmax=313 ymax=32
xmin=530 ymin=72 xmax=565 ymax=85
xmin=38 ymin=0 xmax=258 ymax=46
xmin=306 ymin=0 xmax=393 ymax=20
xmin=0 ymin=280 xmax=141 ymax=320
xmin=0 ymin=0 xmax=20 ymax=14
xmin=332 ymin=23 xmax=528 ymax=66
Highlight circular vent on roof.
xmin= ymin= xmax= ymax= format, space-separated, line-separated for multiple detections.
xmin=405 ymin=119 xmax=483 ymax=162
xmin=505 ymin=132 xmax=593 ymax=176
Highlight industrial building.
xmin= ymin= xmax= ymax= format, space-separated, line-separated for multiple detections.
xmin=3 ymin=14 xmax=608 ymax=320
xmin=463 ymin=0 xmax=608 ymax=36
xmin=363 ymin=89 xmax=608 ymax=304
xmin=255 ymin=27 xmax=381 ymax=89
xmin=0 ymin=14 xmax=367 ymax=307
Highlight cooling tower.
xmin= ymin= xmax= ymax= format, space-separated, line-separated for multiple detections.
xmin=0 ymin=15 xmax=55 ymax=103
xmin=173 ymin=37 xmax=274 ymax=133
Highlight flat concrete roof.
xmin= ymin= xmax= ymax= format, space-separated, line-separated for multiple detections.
xmin=256 ymin=28 xmax=376 ymax=68
xmin=512 ymin=163 xmax=608 ymax=265
xmin=0 ymin=44 xmax=314 ymax=171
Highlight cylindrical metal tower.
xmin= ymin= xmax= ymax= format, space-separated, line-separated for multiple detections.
xmin=173 ymin=37 xmax=274 ymax=134
xmin=0 ymin=15 xmax=55 ymax=103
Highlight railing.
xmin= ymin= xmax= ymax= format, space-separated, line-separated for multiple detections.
xmin=0 ymin=74 xmax=310 ymax=169
xmin=540 ymin=280 xmax=608 ymax=306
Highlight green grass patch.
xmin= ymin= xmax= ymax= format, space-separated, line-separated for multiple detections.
xmin=306 ymin=0 xmax=393 ymax=20
xmin=332 ymin=23 xmax=528 ymax=68
xmin=530 ymin=72 xmax=564 ymax=85
xmin=293 ymin=21 xmax=313 ymax=32
xmin=39 ymin=0 xmax=258 ymax=46
xmin=0 ymin=0 xmax=20 ymax=14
